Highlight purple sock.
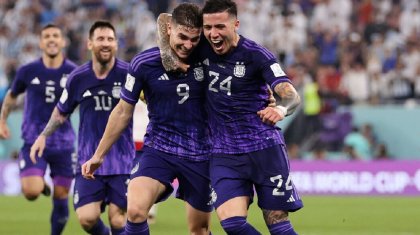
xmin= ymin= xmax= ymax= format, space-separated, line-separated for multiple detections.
xmin=50 ymin=198 xmax=69 ymax=235
xmin=87 ymin=219 xmax=110 ymax=235
xmin=111 ymin=227 xmax=125 ymax=235
xmin=268 ymin=221 xmax=297 ymax=235
xmin=125 ymin=220 xmax=149 ymax=235
xmin=220 ymin=216 xmax=261 ymax=235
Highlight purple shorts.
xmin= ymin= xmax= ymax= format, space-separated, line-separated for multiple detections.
xmin=131 ymin=146 xmax=213 ymax=212
xmin=210 ymin=144 xmax=303 ymax=212
xmin=73 ymin=174 xmax=129 ymax=211
xmin=19 ymin=143 xmax=75 ymax=187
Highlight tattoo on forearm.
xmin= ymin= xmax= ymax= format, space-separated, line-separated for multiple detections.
xmin=274 ymin=83 xmax=301 ymax=115
xmin=262 ymin=209 xmax=289 ymax=225
xmin=41 ymin=109 xmax=68 ymax=137
xmin=157 ymin=13 xmax=181 ymax=71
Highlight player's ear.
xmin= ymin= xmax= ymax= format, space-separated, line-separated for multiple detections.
xmin=87 ymin=38 xmax=93 ymax=50
xmin=61 ymin=36 xmax=67 ymax=48
xmin=234 ymin=19 xmax=240 ymax=31
xmin=167 ymin=22 xmax=172 ymax=36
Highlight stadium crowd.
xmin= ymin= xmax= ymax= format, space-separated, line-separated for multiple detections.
xmin=0 ymin=0 xmax=419 ymax=160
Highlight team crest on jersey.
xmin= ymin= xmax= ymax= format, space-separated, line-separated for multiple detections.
xmin=112 ymin=82 xmax=122 ymax=98
xmin=234 ymin=62 xmax=245 ymax=77
xmin=73 ymin=190 xmax=79 ymax=205
xmin=193 ymin=67 xmax=204 ymax=81
xmin=60 ymin=74 xmax=68 ymax=88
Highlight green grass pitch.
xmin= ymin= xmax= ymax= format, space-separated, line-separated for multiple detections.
xmin=0 ymin=196 xmax=419 ymax=234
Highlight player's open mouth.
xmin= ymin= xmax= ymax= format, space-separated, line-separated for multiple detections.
xmin=211 ymin=40 xmax=223 ymax=50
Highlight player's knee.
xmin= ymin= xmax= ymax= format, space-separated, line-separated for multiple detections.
xmin=22 ymin=189 xmax=40 ymax=201
xmin=108 ymin=213 xmax=126 ymax=229
xmin=188 ymin=221 xmax=210 ymax=235
xmin=77 ymin=213 xmax=98 ymax=230
xmin=127 ymin=206 xmax=148 ymax=223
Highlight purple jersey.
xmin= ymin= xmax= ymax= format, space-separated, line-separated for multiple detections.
xmin=199 ymin=36 xmax=291 ymax=154
xmin=57 ymin=59 xmax=135 ymax=175
xmin=120 ymin=47 xmax=210 ymax=161
xmin=10 ymin=58 xmax=76 ymax=149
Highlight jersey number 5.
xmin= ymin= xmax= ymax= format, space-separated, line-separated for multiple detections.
xmin=45 ymin=86 xmax=55 ymax=103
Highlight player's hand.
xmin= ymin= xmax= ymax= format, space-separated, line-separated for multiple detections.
xmin=82 ymin=156 xmax=103 ymax=179
xmin=30 ymin=135 xmax=46 ymax=164
xmin=257 ymin=106 xmax=285 ymax=126
xmin=0 ymin=120 xmax=10 ymax=139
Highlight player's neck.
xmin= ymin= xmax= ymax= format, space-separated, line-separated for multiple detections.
xmin=92 ymin=57 xmax=115 ymax=79
xmin=42 ymin=53 xmax=64 ymax=69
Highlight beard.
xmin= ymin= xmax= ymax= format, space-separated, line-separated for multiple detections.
xmin=45 ymin=48 xmax=60 ymax=59
xmin=94 ymin=49 xmax=114 ymax=65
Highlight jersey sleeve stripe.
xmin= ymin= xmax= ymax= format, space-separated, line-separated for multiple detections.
xmin=116 ymin=59 xmax=129 ymax=69
xmin=242 ymin=40 xmax=275 ymax=60
xmin=120 ymin=91 xmax=137 ymax=104
xmin=70 ymin=64 xmax=90 ymax=77
xmin=131 ymin=51 xmax=160 ymax=71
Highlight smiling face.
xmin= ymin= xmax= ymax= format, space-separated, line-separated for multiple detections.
xmin=39 ymin=27 xmax=65 ymax=59
xmin=203 ymin=10 xmax=239 ymax=55
xmin=168 ymin=23 xmax=201 ymax=61
xmin=88 ymin=27 xmax=117 ymax=65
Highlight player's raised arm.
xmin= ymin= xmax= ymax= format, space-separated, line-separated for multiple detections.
xmin=82 ymin=99 xmax=134 ymax=179
xmin=0 ymin=90 xmax=18 ymax=139
xmin=157 ymin=13 xmax=189 ymax=72
xmin=30 ymin=107 xmax=69 ymax=163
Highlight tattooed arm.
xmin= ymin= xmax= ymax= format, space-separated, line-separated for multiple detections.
xmin=30 ymin=107 xmax=69 ymax=163
xmin=157 ymin=13 xmax=189 ymax=72
xmin=273 ymin=82 xmax=301 ymax=116
xmin=258 ymin=82 xmax=300 ymax=125
xmin=0 ymin=90 xmax=18 ymax=139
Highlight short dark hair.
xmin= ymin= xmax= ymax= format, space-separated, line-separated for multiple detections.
xmin=41 ymin=23 xmax=61 ymax=33
xmin=172 ymin=3 xmax=202 ymax=28
xmin=202 ymin=0 xmax=237 ymax=18
xmin=89 ymin=20 xmax=116 ymax=39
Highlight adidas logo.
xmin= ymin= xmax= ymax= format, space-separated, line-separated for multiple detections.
xmin=82 ymin=90 xmax=92 ymax=97
xmin=158 ymin=73 xmax=169 ymax=80
xmin=287 ymin=195 xmax=296 ymax=203
xmin=31 ymin=77 xmax=40 ymax=84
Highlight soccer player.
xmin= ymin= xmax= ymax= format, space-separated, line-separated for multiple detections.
xmin=0 ymin=24 xmax=76 ymax=235
xmin=30 ymin=21 xmax=134 ymax=235
xmin=159 ymin=0 xmax=304 ymax=234
xmin=82 ymin=3 xmax=213 ymax=235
